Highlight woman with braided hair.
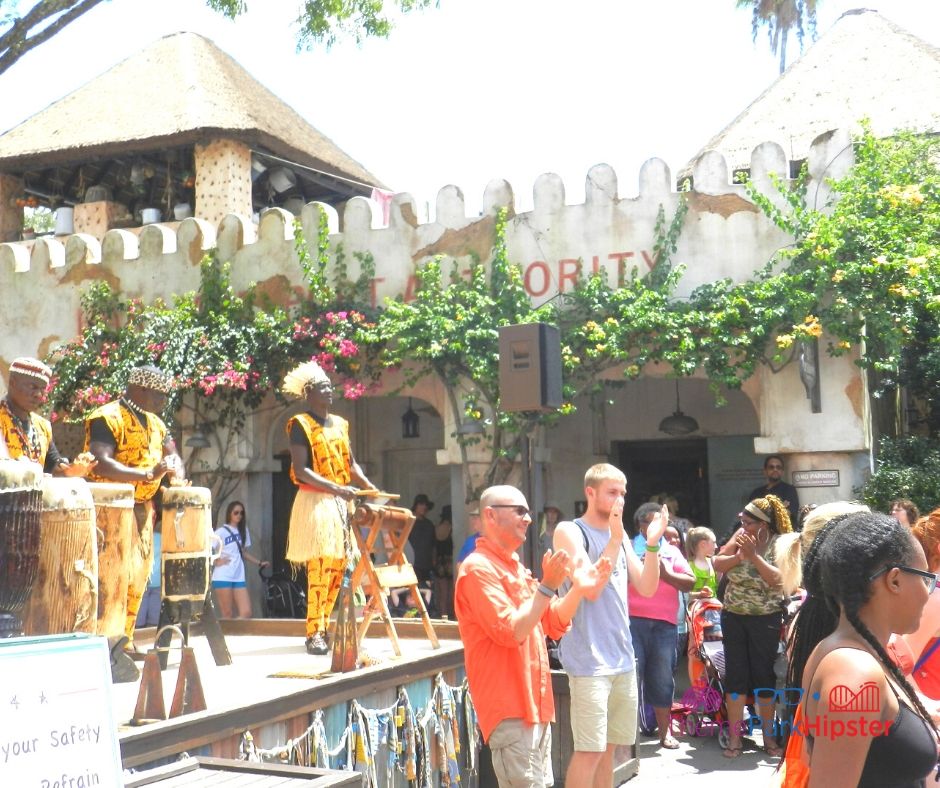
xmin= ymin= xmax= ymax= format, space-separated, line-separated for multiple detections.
xmin=785 ymin=511 xmax=939 ymax=787
xmin=713 ymin=494 xmax=792 ymax=758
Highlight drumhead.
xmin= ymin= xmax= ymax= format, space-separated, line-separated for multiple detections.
xmin=41 ymin=477 xmax=94 ymax=512
xmin=87 ymin=482 xmax=135 ymax=508
xmin=162 ymin=486 xmax=212 ymax=507
xmin=0 ymin=459 xmax=44 ymax=492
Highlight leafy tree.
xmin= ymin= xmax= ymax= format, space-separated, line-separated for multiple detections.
xmin=857 ymin=436 xmax=940 ymax=515
xmin=744 ymin=122 xmax=940 ymax=439
xmin=0 ymin=0 xmax=436 ymax=76
xmin=736 ymin=0 xmax=818 ymax=74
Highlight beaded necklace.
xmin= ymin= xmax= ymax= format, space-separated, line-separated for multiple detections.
xmin=0 ymin=398 xmax=42 ymax=461
xmin=120 ymin=396 xmax=147 ymax=427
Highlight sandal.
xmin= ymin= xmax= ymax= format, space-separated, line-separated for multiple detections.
xmin=722 ymin=746 xmax=743 ymax=759
xmin=762 ymin=743 xmax=784 ymax=757
xmin=660 ymin=734 xmax=680 ymax=750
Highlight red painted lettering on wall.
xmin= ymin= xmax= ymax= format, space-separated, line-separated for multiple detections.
xmin=558 ymin=259 xmax=581 ymax=292
xmin=403 ymin=274 xmax=419 ymax=303
xmin=608 ymin=252 xmax=634 ymax=287
xmin=369 ymin=277 xmax=386 ymax=308
xmin=524 ymin=261 xmax=551 ymax=297
xmin=641 ymin=250 xmax=657 ymax=270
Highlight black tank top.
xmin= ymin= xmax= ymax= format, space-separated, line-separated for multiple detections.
xmin=808 ymin=683 xmax=937 ymax=787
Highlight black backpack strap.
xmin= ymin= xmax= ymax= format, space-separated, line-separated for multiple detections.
xmin=222 ymin=525 xmax=244 ymax=554
xmin=573 ymin=517 xmax=628 ymax=564
xmin=573 ymin=518 xmax=590 ymax=555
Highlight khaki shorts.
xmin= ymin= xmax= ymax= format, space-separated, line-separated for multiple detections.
xmin=568 ymin=671 xmax=638 ymax=752
xmin=488 ymin=718 xmax=553 ymax=787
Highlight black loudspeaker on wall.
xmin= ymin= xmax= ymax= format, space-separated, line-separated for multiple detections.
xmin=498 ymin=323 xmax=563 ymax=412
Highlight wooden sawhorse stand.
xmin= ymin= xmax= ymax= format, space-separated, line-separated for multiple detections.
xmin=347 ymin=503 xmax=440 ymax=656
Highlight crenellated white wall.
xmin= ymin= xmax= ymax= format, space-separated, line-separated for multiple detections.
xmin=0 ymin=130 xmax=868 ymax=504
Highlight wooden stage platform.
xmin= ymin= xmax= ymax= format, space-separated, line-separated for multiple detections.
xmin=117 ymin=618 xmax=638 ymax=786
xmin=119 ymin=618 xmax=467 ymax=778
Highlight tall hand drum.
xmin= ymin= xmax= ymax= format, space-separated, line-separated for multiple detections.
xmin=162 ymin=487 xmax=215 ymax=602
xmin=89 ymin=483 xmax=135 ymax=638
xmin=0 ymin=459 xmax=43 ymax=637
xmin=23 ymin=477 xmax=97 ymax=635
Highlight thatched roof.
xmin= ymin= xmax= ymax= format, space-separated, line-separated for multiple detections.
xmin=682 ymin=9 xmax=940 ymax=177
xmin=0 ymin=31 xmax=383 ymax=189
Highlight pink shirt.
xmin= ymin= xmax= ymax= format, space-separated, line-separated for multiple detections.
xmin=627 ymin=543 xmax=691 ymax=624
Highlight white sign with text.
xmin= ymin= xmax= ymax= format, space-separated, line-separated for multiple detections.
xmin=0 ymin=635 xmax=122 ymax=788
xmin=792 ymin=469 xmax=841 ymax=488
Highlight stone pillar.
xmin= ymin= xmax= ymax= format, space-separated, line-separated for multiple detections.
xmin=0 ymin=174 xmax=24 ymax=242
xmin=73 ymin=201 xmax=131 ymax=239
xmin=194 ymin=138 xmax=252 ymax=228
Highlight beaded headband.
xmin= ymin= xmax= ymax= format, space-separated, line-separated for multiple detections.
xmin=9 ymin=357 xmax=52 ymax=384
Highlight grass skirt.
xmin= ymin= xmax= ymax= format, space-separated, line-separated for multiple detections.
xmin=286 ymin=489 xmax=348 ymax=564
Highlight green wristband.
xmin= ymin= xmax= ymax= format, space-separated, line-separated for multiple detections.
xmin=645 ymin=544 xmax=660 ymax=553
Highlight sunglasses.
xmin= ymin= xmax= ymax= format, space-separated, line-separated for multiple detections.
xmin=869 ymin=565 xmax=940 ymax=594
xmin=766 ymin=464 xmax=783 ymax=470
xmin=488 ymin=504 xmax=531 ymax=517
xmin=232 ymin=509 xmax=244 ymax=515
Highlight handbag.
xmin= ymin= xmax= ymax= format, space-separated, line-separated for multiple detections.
xmin=716 ymin=573 xmax=729 ymax=602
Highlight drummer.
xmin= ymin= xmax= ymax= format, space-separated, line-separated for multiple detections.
xmin=282 ymin=360 xmax=375 ymax=656
xmin=84 ymin=365 xmax=185 ymax=646
xmin=0 ymin=357 xmax=95 ymax=476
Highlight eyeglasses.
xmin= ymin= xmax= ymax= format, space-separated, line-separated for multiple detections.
xmin=488 ymin=505 xmax=531 ymax=517
xmin=766 ymin=464 xmax=783 ymax=470
xmin=869 ymin=565 xmax=940 ymax=593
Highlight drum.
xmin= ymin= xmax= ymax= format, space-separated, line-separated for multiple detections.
xmin=161 ymin=487 xmax=215 ymax=603
xmin=89 ymin=482 xmax=135 ymax=638
xmin=0 ymin=459 xmax=43 ymax=637
xmin=22 ymin=477 xmax=97 ymax=635
xmin=161 ymin=487 xmax=212 ymax=553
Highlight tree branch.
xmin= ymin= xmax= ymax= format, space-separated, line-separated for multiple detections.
xmin=0 ymin=0 xmax=107 ymax=77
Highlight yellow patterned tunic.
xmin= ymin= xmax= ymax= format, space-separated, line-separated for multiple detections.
xmin=285 ymin=413 xmax=352 ymax=563
xmin=0 ymin=400 xmax=51 ymax=466
xmin=84 ymin=400 xmax=167 ymax=503
xmin=287 ymin=413 xmax=352 ymax=488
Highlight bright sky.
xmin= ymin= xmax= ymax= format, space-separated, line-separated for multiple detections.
xmin=1 ymin=1 xmax=938 ymax=215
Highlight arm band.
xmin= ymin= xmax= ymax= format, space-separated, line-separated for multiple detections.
xmin=536 ymin=583 xmax=555 ymax=598
xmin=645 ymin=544 xmax=661 ymax=553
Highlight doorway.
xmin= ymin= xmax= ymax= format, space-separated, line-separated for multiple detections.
xmin=614 ymin=439 xmax=709 ymax=530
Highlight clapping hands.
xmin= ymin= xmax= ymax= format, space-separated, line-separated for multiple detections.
xmin=735 ymin=530 xmax=758 ymax=560
xmin=645 ymin=504 xmax=670 ymax=546
xmin=572 ymin=555 xmax=613 ymax=592
xmin=541 ymin=548 xmax=572 ymax=591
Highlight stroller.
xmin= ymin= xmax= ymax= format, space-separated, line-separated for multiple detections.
xmin=636 ymin=598 xmax=724 ymax=739
xmin=682 ymin=597 xmax=730 ymax=747
xmin=259 ymin=565 xmax=307 ymax=619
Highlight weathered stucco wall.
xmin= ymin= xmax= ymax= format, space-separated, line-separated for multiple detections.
xmin=0 ymin=131 xmax=867 ymax=501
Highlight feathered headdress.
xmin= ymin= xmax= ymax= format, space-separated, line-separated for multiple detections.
xmin=282 ymin=360 xmax=330 ymax=398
